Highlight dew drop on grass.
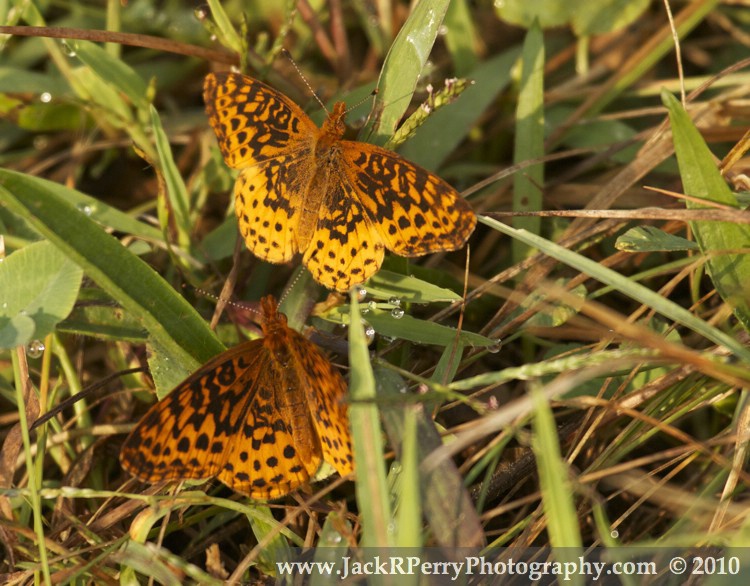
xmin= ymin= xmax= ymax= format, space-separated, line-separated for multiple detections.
xmin=391 ymin=307 xmax=404 ymax=319
xmin=486 ymin=342 xmax=501 ymax=354
xmin=362 ymin=320 xmax=375 ymax=345
xmin=27 ymin=340 xmax=45 ymax=358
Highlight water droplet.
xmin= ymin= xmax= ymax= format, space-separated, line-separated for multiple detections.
xmin=362 ymin=320 xmax=375 ymax=345
xmin=60 ymin=40 xmax=77 ymax=57
xmin=194 ymin=4 xmax=210 ymax=20
xmin=610 ymin=529 xmax=619 ymax=538
xmin=40 ymin=92 xmax=52 ymax=103
xmin=210 ymin=34 xmax=217 ymax=42
xmin=390 ymin=307 xmax=404 ymax=319
xmin=438 ymin=24 xmax=448 ymax=36
xmin=367 ymin=300 xmax=377 ymax=310
xmin=329 ymin=533 xmax=342 ymax=544
xmin=388 ymin=296 xmax=401 ymax=307
xmin=27 ymin=340 xmax=45 ymax=358
xmin=355 ymin=286 xmax=367 ymax=302
xmin=77 ymin=203 xmax=94 ymax=216
xmin=486 ymin=342 xmax=501 ymax=354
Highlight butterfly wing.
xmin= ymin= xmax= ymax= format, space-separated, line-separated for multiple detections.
xmin=203 ymin=72 xmax=317 ymax=168
xmin=301 ymin=177 xmax=385 ymax=292
xmin=219 ymin=340 xmax=325 ymax=498
xmin=234 ymin=154 xmax=316 ymax=264
xmin=120 ymin=341 xmax=268 ymax=485
xmin=339 ymin=142 xmax=477 ymax=256
xmin=286 ymin=329 xmax=354 ymax=477
xmin=205 ymin=72 xmax=319 ymax=264
xmin=121 ymin=338 xmax=329 ymax=499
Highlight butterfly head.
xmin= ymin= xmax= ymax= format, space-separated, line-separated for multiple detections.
xmin=320 ymin=102 xmax=347 ymax=142
xmin=259 ymin=296 xmax=288 ymax=335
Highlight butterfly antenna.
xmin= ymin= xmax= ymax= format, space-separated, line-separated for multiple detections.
xmin=281 ymin=48 xmax=329 ymax=114
xmin=192 ymin=286 xmax=262 ymax=316
xmin=345 ymin=88 xmax=379 ymax=117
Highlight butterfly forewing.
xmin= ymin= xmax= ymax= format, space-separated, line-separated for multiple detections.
xmin=203 ymin=72 xmax=317 ymax=169
xmin=120 ymin=341 xmax=268 ymax=484
xmin=340 ymin=143 xmax=477 ymax=256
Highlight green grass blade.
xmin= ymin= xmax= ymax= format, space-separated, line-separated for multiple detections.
xmin=395 ymin=405 xmax=421 ymax=548
xmin=349 ymin=294 xmax=393 ymax=547
xmin=531 ymin=385 xmax=583 ymax=580
xmin=480 ymin=215 xmax=750 ymax=363
xmin=73 ymin=39 xmax=149 ymax=111
xmin=151 ymin=105 xmax=192 ymax=251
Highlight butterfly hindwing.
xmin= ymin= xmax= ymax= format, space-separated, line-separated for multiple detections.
xmin=302 ymin=176 xmax=385 ymax=292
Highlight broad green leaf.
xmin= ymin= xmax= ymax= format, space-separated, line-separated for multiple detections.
xmin=616 ymin=226 xmax=699 ymax=252
xmin=0 ymin=170 xmax=224 ymax=388
xmin=572 ymin=0 xmax=650 ymax=35
xmin=663 ymin=91 xmax=750 ymax=330
xmin=398 ymin=48 xmax=519 ymax=171
xmin=0 ymin=240 xmax=83 ymax=349
xmin=360 ymin=0 xmax=452 ymax=146
xmin=513 ymin=21 xmax=545 ymax=262
xmin=495 ymin=0 xmax=570 ymax=29
xmin=365 ymin=269 xmax=462 ymax=303
xmin=0 ymin=172 xmax=162 ymax=242
xmin=332 ymin=306 xmax=492 ymax=348
xmin=496 ymin=0 xmax=649 ymax=33
xmin=58 ymin=300 xmax=148 ymax=343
